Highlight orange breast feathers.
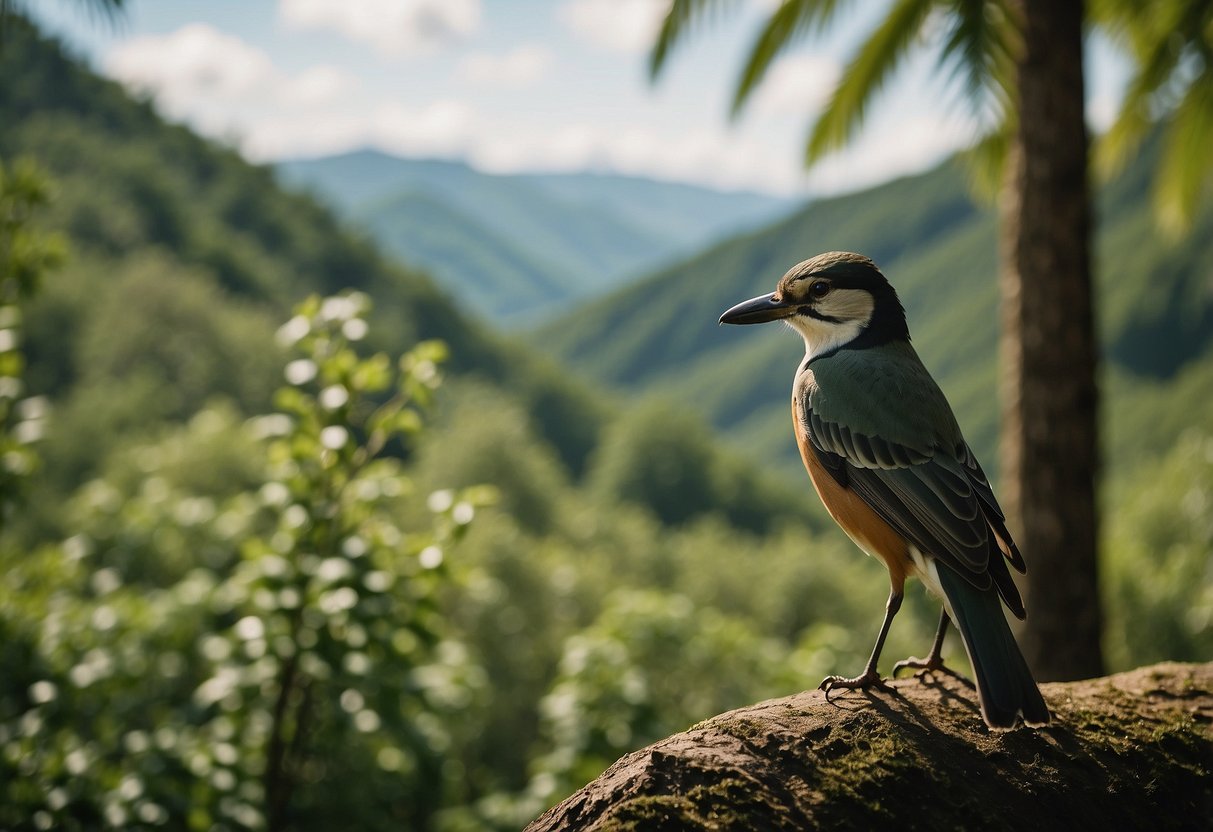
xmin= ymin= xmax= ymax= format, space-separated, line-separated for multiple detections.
xmin=791 ymin=389 xmax=911 ymax=591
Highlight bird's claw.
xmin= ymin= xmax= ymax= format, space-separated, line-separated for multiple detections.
xmin=818 ymin=670 xmax=889 ymax=703
xmin=891 ymin=654 xmax=948 ymax=678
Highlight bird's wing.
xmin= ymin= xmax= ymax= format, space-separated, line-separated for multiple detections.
xmin=957 ymin=442 xmax=1026 ymax=573
xmin=807 ymin=407 xmax=993 ymax=586
xmin=803 ymin=345 xmax=1024 ymax=612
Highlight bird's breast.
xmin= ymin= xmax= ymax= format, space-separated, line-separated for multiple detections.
xmin=791 ymin=388 xmax=912 ymax=590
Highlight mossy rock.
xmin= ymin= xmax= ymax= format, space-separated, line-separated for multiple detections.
xmin=527 ymin=662 xmax=1213 ymax=831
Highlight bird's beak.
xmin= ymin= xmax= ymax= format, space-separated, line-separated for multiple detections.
xmin=719 ymin=293 xmax=796 ymax=325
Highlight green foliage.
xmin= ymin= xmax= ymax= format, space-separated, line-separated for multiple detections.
xmin=650 ymin=0 xmax=1017 ymax=168
xmin=524 ymin=590 xmax=796 ymax=809
xmin=1093 ymin=0 xmax=1213 ymax=235
xmin=0 ymin=295 xmax=482 ymax=830
xmin=0 ymin=15 xmax=1208 ymax=831
xmin=586 ymin=396 xmax=816 ymax=532
xmin=536 ymin=147 xmax=1213 ymax=488
xmin=0 ymin=157 xmax=61 ymax=531
xmin=588 ymin=398 xmax=721 ymax=526
xmin=356 ymin=190 xmax=573 ymax=326
xmin=280 ymin=150 xmax=789 ymax=326
xmin=1103 ymin=430 xmax=1213 ymax=671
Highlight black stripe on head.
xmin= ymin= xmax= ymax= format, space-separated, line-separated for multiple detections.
xmin=800 ymin=306 xmax=843 ymax=324
xmin=823 ymin=262 xmax=910 ymax=349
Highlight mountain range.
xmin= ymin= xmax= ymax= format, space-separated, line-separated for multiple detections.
xmin=278 ymin=150 xmax=794 ymax=326
xmin=535 ymin=140 xmax=1213 ymax=481
xmin=0 ymin=14 xmax=812 ymax=534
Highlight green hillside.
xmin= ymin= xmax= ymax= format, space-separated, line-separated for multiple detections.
xmin=0 ymin=21 xmax=603 ymax=482
xmin=518 ymin=169 xmax=792 ymax=250
xmin=279 ymin=150 xmax=793 ymax=322
xmin=536 ymin=147 xmax=1213 ymax=479
xmin=1 ymin=21 xmax=864 ymax=826
xmin=279 ymin=150 xmax=671 ymax=293
xmin=0 ymin=16 xmax=827 ymax=532
xmin=354 ymin=189 xmax=573 ymax=325
xmin=3 ymin=17 xmax=1209 ymax=830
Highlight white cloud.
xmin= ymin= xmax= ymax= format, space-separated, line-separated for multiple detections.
xmin=749 ymin=54 xmax=840 ymax=118
xmin=106 ymin=23 xmax=276 ymax=102
xmin=373 ymin=100 xmax=476 ymax=156
xmin=278 ymin=0 xmax=480 ymax=56
xmin=457 ymin=45 xmax=552 ymax=87
xmin=557 ymin=0 xmax=669 ymax=53
xmin=106 ymin=24 xmax=357 ymax=115
xmin=239 ymin=100 xmax=477 ymax=162
xmin=467 ymin=121 xmax=811 ymax=194
xmin=806 ymin=113 xmax=977 ymax=194
xmin=100 ymin=20 xmax=970 ymax=196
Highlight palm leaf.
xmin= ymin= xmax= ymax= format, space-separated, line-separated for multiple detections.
xmin=938 ymin=0 xmax=1018 ymax=121
xmin=1093 ymin=3 xmax=1186 ymax=178
xmin=960 ymin=117 xmax=1014 ymax=203
xmin=805 ymin=0 xmax=935 ymax=164
xmin=1155 ymin=71 xmax=1213 ymax=235
xmin=650 ymin=0 xmax=742 ymax=80
xmin=2 ymin=0 xmax=126 ymax=44
xmin=731 ymin=0 xmax=850 ymax=116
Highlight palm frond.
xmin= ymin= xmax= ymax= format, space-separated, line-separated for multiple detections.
xmin=1094 ymin=5 xmax=1187 ymax=178
xmin=1155 ymin=72 xmax=1213 ymax=236
xmin=960 ymin=116 xmax=1014 ymax=203
xmin=650 ymin=0 xmax=742 ymax=80
xmin=2 ymin=0 xmax=126 ymax=39
xmin=938 ymin=0 xmax=1019 ymax=118
xmin=731 ymin=0 xmax=850 ymax=116
xmin=805 ymin=0 xmax=935 ymax=165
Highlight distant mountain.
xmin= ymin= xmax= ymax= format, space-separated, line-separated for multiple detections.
xmin=277 ymin=150 xmax=794 ymax=325
xmin=0 ymin=15 xmax=818 ymax=532
xmin=536 ymin=144 xmax=1213 ymax=481
xmin=517 ymin=170 xmax=794 ymax=251
xmin=354 ymin=189 xmax=573 ymax=325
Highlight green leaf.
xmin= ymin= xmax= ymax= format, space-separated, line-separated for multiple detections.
xmin=806 ymin=0 xmax=934 ymax=164
xmin=732 ymin=0 xmax=848 ymax=116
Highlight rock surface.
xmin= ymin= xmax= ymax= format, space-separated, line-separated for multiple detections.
xmin=526 ymin=662 xmax=1213 ymax=831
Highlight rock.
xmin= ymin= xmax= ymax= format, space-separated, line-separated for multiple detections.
xmin=526 ymin=661 xmax=1213 ymax=831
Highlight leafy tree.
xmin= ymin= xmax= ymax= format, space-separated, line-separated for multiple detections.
xmin=483 ymin=589 xmax=798 ymax=827
xmin=1094 ymin=0 xmax=1213 ymax=235
xmin=1103 ymin=430 xmax=1213 ymax=671
xmin=0 ymin=294 xmax=482 ymax=831
xmin=0 ymin=158 xmax=61 ymax=531
xmin=651 ymin=0 xmax=1102 ymax=680
xmin=588 ymin=397 xmax=720 ymax=526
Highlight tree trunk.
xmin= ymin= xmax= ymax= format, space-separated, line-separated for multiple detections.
xmin=526 ymin=662 xmax=1213 ymax=831
xmin=1000 ymin=0 xmax=1102 ymax=681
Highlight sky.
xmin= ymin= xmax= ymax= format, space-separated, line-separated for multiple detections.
xmin=28 ymin=0 xmax=1130 ymax=197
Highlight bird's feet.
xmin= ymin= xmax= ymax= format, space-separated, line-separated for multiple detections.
xmin=818 ymin=668 xmax=889 ymax=703
xmin=891 ymin=653 xmax=949 ymax=678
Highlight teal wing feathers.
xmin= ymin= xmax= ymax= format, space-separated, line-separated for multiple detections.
xmin=803 ymin=344 xmax=1025 ymax=616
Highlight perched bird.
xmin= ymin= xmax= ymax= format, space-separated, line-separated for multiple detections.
xmin=719 ymin=251 xmax=1049 ymax=730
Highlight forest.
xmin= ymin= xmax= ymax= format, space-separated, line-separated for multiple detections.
xmin=1 ymin=8 xmax=1211 ymax=831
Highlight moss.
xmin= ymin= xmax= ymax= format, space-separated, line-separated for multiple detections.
xmin=601 ymin=777 xmax=799 ymax=832
xmin=532 ymin=664 xmax=1213 ymax=832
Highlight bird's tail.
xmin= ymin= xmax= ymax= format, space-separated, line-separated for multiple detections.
xmin=938 ymin=566 xmax=1050 ymax=729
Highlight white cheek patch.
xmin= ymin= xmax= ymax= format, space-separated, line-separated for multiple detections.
xmin=782 ymin=287 xmax=874 ymax=359
xmin=785 ymin=316 xmax=865 ymax=358
xmin=825 ymin=288 xmax=876 ymax=322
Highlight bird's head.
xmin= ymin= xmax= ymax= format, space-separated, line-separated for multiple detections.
xmin=719 ymin=251 xmax=909 ymax=358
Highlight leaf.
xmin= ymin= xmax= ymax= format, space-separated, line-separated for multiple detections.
xmin=732 ymin=0 xmax=848 ymax=117
xmin=650 ymin=0 xmax=743 ymax=80
xmin=806 ymin=0 xmax=935 ymax=164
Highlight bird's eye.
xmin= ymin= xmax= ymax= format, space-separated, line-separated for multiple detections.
xmin=809 ymin=280 xmax=830 ymax=298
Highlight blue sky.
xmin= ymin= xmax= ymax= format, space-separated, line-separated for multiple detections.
xmin=29 ymin=0 xmax=1129 ymax=196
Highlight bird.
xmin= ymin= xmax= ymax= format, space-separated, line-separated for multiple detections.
xmin=719 ymin=251 xmax=1049 ymax=730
